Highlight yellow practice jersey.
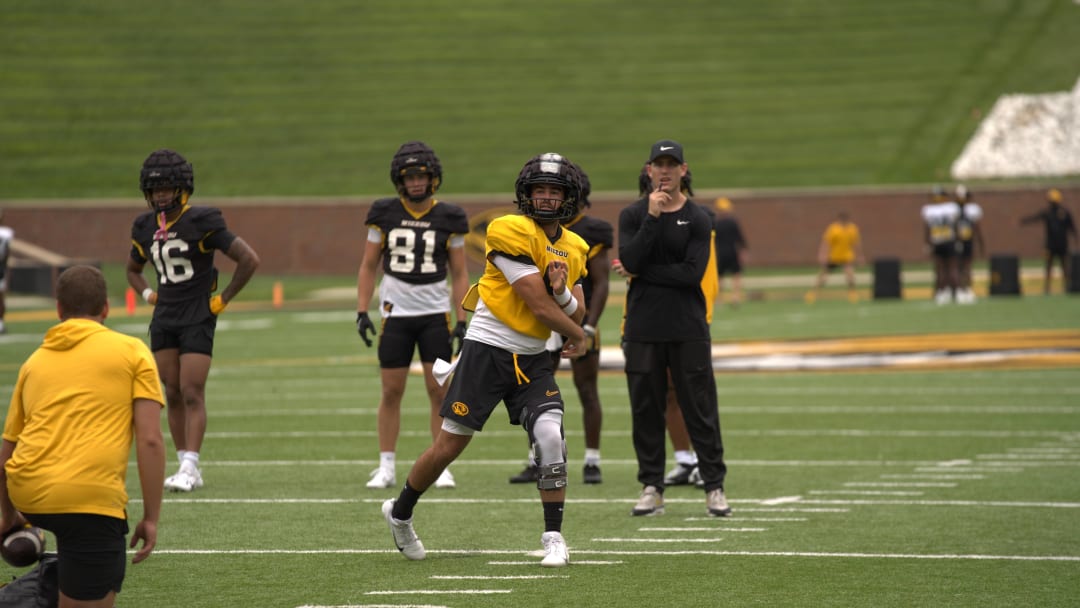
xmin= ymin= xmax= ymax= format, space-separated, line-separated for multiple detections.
xmin=824 ymin=221 xmax=860 ymax=264
xmin=702 ymin=227 xmax=719 ymax=323
xmin=4 ymin=319 xmax=164 ymax=519
xmin=480 ymin=214 xmax=589 ymax=339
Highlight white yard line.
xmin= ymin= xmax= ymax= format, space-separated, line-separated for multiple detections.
xmin=148 ymin=548 xmax=1080 ymax=562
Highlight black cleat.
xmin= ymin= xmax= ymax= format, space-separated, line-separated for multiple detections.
xmin=509 ymin=464 xmax=539 ymax=484
xmin=664 ymin=463 xmax=697 ymax=486
xmin=582 ymin=464 xmax=602 ymax=484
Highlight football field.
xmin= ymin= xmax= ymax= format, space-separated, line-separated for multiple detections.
xmin=1 ymin=294 xmax=1078 ymax=607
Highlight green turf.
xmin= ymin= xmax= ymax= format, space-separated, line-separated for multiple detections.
xmin=1 ymin=289 xmax=1078 ymax=607
xmin=3 ymin=0 xmax=1079 ymax=199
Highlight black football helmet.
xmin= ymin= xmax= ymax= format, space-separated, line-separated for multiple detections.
xmin=140 ymin=149 xmax=194 ymax=213
xmin=571 ymin=161 xmax=591 ymax=209
xmin=931 ymin=184 xmax=949 ymax=202
xmin=390 ymin=141 xmax=442 ymax=203
xmin=515 ymin=153 xmax=581 ymax=222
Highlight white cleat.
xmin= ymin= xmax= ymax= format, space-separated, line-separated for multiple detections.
xmin=382 ymin=499 xmax=426 ymax=560
xmin=540 ymin=531 xmax=569 ymax=567
xmin=164 ymin=468 xmax=203 ymax=492
xmin=434 ymin=468 xmax=456 ymax=489
xmin=366 ymin=467 xmax=396 ymax=489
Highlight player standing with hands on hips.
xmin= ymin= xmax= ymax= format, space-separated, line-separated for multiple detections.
xmin=618 ymin=140 xmax=731 ymax=518
xmin=356 ymin=141 xmax=470 ymax=490
xmin=127 ymin=149 xmax=260 ymax=492
xmin=382 ymin=153 xmax=589 ymax=567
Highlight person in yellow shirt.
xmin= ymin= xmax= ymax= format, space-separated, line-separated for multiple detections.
xmin=0 ymin=265 xmax=165 ymax=608
xmin=806 ymin=211 xmax=864 ymax=303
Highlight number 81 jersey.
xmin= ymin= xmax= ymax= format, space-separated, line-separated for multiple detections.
xmin=365 ymin=197 xmax=469 ymax=317
xmin=130 ymin=206 xmax=237 ymax=325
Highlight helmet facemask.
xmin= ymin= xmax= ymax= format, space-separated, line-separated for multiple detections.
xmin=390 ymin=141 xmax=442 ymax=204
xmin=140 ymin=149 xmax=194 ymax=215
xmin=515 ymin=153 xmax=581 ymax=223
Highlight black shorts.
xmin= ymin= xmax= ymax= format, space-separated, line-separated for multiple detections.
xmin=716 ymin=254 xmax=742 ymax=276
xmin=932 ymin=243 xmax=955 ymax=258
xmin=378 ymin=313 xmax=452 ymax=368
xmin=441 ymin=340 xmax=563 ymax=432
xmin=1046 ymin=245 xmax=1069 ymax=261
xmin=956 ymin=240 xmax=974 ymax=259
xmin=24 ymin=513 xmax=129 ymax=601
xmin=150 ymin=315 xmax=217 ymax=355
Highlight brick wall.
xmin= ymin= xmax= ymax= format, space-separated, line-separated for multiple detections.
xmin=3 ymin=185 xmax=1074 ymax=275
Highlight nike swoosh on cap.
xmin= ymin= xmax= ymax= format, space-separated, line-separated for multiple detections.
xmin=660 ymin=146 xmax=674 ymax=151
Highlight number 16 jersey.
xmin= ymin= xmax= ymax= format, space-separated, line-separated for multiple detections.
xmin=130 ymin=205 xmax=237 ymax=327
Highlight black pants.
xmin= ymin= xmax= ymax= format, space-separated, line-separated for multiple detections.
xmin=623 ymin=340 xmax=727 ymax=492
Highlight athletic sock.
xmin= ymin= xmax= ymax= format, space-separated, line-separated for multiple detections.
xmin=584 ymin=448 xmax=601 ymax=466
xmin=674 ymin=450 xmax=697 ymax=467
xmin=181 ymin=451 xmax=200 ymax=472
xmin=543 ymin=501 xmax=565 ymax=533
xmin=393 ymin=481 xmax=424 ymax=521
xmin=379 ymin=451 xmax=396 ymax=471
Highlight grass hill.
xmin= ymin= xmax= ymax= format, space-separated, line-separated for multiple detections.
xmin=2 ymin=0 xmax=1079 ymax=198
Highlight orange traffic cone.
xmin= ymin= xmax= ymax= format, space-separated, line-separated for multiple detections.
xmin=125 ymin=287 xmax=137 ymax=316
xmin=272 ymin=281 xmax=284 ymax=309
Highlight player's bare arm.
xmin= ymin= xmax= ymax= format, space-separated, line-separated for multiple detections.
xmin=218 ymin=237 xmax=260 ymax=304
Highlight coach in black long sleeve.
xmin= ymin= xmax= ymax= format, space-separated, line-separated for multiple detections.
xmin=618 ymin=139 xmax=731 ymax=518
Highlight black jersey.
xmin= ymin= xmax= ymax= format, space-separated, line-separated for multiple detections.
xmin=563 ymin=214 xmax=613 ymax=306
xmin=713 ymin=216 xmax=746 ymax=259
xmin=1036 ymin=206 xmax=1076 ymax=251
xmin=130 ymin=205 xmax=237 ymax=327
xmin=618 ymin=198 xmax=712 ymax=342
xmin=365 ymin=198 xmax=469 ymax=285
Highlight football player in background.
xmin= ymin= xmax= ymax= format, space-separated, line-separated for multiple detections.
xmin=0 ymin=209 xmax=12 ymax=334
xmin=383 ymin=153 xmax=589 ymax=567
xmin=127 ymin=149 xmax=260 ymax=492
xmin=357 ymin=141 xmax=470 ymax=490
xmin=618 ymin=140 xmax=731 ymax=518
xmin=922 ymin=185 xmax=960 ymax=305
xmin=713 ymin=197 xmax=749 ymax=308
xmin=953 ymin=184 xmax=984 ymax=304
xmin=805 ymin=210 xmax=864 ymax=304
xmin=2 ymin=265 xmax=165 ymax=608
xmin=1020 ymin=188 xmax=1077 ymax=294
xmin=510 ymin=161 xmax=611 ymax=485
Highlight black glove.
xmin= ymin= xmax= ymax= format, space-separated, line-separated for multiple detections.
xmin=356 ymin=312 xmax=376 ymax=347
xmin=450 ymin=321 xmax=467 ymax=355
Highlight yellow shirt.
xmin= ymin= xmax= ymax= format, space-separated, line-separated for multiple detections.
xmin=4 ymin=319 xmax=164 ymax=518
xmin=823 ymin=221 xmax=860 ymax=264
xmin=480 ymin=215 xmax=589 ymax=339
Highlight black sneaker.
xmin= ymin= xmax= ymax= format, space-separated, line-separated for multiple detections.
xmin=582 ymin=464 xmax=602 ymax=484
xmin=663 ymin=463 xmax=697 ymax=486
xmin=509 ymin=464 xmax=539 ymax=484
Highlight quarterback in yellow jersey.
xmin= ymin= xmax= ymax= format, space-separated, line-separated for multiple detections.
xmin=383 ymin=153 xmax=587 ymax=568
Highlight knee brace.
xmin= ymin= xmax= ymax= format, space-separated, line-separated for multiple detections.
xmin=537 ymin=462 xmax=568 ymax=490
xmin=532 ymin=410 xmax=567 ymax=490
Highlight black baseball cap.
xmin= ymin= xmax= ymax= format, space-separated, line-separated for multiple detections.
xmin=648 ymin=139 xmax=685 ymax=164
